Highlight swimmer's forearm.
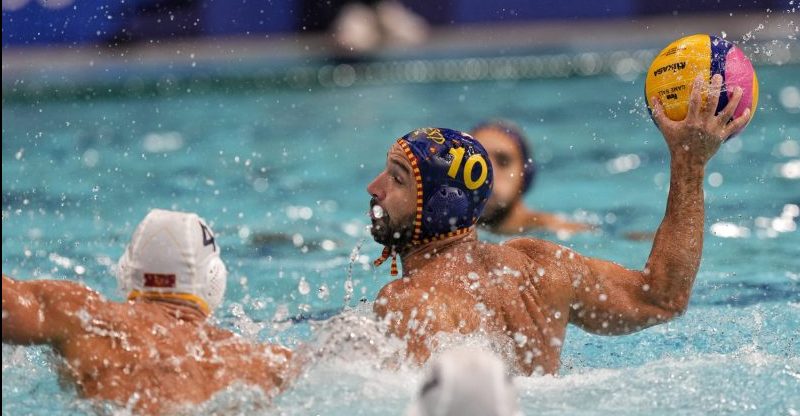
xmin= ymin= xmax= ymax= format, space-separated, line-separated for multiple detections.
xmin=643 ymin=159 xmax=705 ymax=315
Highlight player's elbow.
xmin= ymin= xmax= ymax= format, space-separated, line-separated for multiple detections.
xmin=653 ymin=296 xmax=690 ymax=319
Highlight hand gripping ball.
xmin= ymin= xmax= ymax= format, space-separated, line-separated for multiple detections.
xmin=645 ymin=34 xmax=758 ymax=139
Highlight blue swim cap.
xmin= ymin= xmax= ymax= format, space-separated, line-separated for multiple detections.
xmin=397 ymin=127 xmax=494 ymax=243
xmin=471 ymin=119 xmax=536 ymax=195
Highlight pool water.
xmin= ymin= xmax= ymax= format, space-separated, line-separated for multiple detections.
xmin=2 ymin=62 xmax=799 ymax=415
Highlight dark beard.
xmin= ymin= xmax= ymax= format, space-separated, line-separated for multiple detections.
xmin=370 ymin=198 xmax=415 ymax=249
xmin=479 ymin=201 xmax=514 ymax=229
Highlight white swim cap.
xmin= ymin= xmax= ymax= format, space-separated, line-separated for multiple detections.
xmin=406 ymin=348 xmax=521 ymax=416
xmin=117 ymin=209 xmax=227 ymax=315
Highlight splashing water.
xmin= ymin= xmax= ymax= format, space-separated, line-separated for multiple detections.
xmin=371 ymin=205 xmax=385 ymax=219
xmin=344 ymin=238 xmax=365 ymax=307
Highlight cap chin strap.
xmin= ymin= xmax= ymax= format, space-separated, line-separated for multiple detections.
xmin=373 ymin=246 xmax=399 ymax=276
xmin=128 ymin=290 xmax=211 ymax=315
xmin=373 ymin=226 xmax=475 ymax=277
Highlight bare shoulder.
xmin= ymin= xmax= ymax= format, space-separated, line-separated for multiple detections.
xmin=374 ymin=279 xmax=414 ymax=317
xmin=503 ymin=237 xmax=568 ymax=260
xmin=373 ymin=277 xmax=462 ymax=317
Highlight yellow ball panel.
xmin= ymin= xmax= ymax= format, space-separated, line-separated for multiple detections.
xmin=645 ymin=34 xmax=711 ymax=121
xmin=751 ymin=71 xmax=759 ymax=115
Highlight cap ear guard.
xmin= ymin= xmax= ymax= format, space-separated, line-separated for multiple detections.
xmin=423 ymin=185 xmax=471 ymax=233
xmin=115 ymin=246 xmax=134 ymax=298
xmin=199 ymin=254 xmax=227 ymax=313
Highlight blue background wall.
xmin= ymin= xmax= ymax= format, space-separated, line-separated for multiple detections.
xmin=2 ymin=0 xmax=794 ymax=47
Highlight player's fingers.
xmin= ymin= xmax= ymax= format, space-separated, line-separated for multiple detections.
xmin=687 ymin=75 xmax=705 ymax=119
xmin=705 ymin=74 xmax=723 ymax=115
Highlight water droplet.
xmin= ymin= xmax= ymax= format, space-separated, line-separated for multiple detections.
xmin=298 ymin=278 xmax=310 ymax=295
xmin=708 ymin=172 xmax=723 ymax=187
xmin=371 ymin=204 xmax=385 ymax=219
xmin=317 ymin=284 xmax=329 ymax=300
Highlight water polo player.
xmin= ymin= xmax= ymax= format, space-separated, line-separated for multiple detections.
xmin=471 ymin=119 xmax=592 ymax=235
xmin=367 ymin=76 xmax=751 ymax=375
xmin=2 ymin=209 xmax=295 ymax=414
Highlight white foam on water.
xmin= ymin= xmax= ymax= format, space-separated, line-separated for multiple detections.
xmin=4 ymin=306 xmax=799 ymax=416
xmin=514 ymin=350 xmax=799 ymax=416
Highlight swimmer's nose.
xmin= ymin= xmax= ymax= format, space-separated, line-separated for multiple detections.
xmin=367 ymin=173 xmax=385 ymax=201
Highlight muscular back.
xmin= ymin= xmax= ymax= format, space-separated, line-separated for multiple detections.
xmin=374 ymin=238 xmax=576 ymax=375
xmin=2 ymin=277 xmax=291 ymax=414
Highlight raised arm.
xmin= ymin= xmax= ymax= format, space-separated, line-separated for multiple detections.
xmin=558 ymin=74 xmax=749 ymax=334
xmin=2 ymin=274 xmax=101 ymax=345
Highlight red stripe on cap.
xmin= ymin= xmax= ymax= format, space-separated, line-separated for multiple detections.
xmin=143 ymin=273 xmax=176 ymax=288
